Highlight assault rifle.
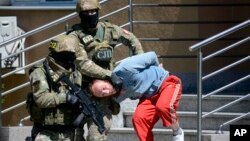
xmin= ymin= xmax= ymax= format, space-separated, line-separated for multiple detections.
xmin=56 ymin=73 xmax=106 ymax=134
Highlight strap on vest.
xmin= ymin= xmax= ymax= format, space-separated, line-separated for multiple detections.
xmin=43 ymin=60 xmax=56 ymax=92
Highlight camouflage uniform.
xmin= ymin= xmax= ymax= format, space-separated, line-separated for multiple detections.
xmin=67 ymin=0 xmax=144 ymax=140
xmin=28 ymin=35 xmax=85 ymax=141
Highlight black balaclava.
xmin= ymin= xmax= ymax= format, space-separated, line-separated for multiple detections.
xmin=79 ymin=11 xmax=99 ymax=29
xmin=51 ymin=52 xmax=76 ymax=70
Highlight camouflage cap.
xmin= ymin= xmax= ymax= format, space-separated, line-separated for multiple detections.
xmin=76 ymin=0 xmax=101 ymax=13
xmin=49 ymin=35 xmax=79 ymax=53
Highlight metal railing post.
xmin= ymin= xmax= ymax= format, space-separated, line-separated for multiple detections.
xmin=197 ymin=49 xmax=202 ymax=141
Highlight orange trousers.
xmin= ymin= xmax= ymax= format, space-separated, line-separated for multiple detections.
xmin=132 ymin=75 xmax=182 ymax=141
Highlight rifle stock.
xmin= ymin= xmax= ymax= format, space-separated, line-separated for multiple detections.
xmin=56 ymin=73 xmax=106 ymax=134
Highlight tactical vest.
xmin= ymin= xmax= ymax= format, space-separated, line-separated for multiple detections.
xmin=26 ymin=61 xmax=82 ymax=125
xmin=69 ymin=21 xmax=118 ymax=70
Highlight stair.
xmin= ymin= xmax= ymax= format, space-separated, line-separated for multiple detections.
xmin=0 ymin=126 xmax=229 ymax=141
xmin=108 ymin=94 xmax=249 ymax=141
xmin=107 ymin=128 xmax=230 ymax=141
xmin=124 ymin=111 xmax=250 ymax=130
xmin=1 ymin=94 xmax=249 ymax=141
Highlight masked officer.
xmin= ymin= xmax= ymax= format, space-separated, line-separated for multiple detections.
xmin=27 ymin=35 xmax=85 ymax=141
xmin=67 ymin=0 xmax=144 ymax=140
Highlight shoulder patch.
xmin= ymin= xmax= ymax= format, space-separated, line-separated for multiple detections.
xmin=82 ymin=35 xmax=94 ymax=45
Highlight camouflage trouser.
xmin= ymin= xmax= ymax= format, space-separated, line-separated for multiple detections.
xmin=86 ymin=99 xmax=113 ymax=141
xmin=34 ymin=128 xmax=84 ymax=141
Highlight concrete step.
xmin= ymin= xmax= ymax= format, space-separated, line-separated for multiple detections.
xmin=123 ymin=111 xmax=250 ymax=131
xmin=108 ymin=128 xmax=229 ymax=141
xmin=0 ymin=126 xmax=32 ymax=141
xmin=120 ymin=94 xmax=250 ymax=113
xmin=179 ymin=94 xmax=250 ymax=113
xmin=0 ymin=126 xmax=230 ymax=141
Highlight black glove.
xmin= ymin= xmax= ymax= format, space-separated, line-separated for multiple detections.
xmin=66 ymin=93 xmax=79 ymax=105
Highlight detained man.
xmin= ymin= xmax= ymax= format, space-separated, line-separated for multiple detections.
xmin=88 ymin=51 xmax=184 ymax=141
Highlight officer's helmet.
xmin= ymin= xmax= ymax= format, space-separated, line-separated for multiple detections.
xmin=49 ymin=35 xmax=78 ymax=53
xmin=76 ymin=0 xmax=101 ymax=13
xmin=49 ymin=35 xmax=78 ymax=63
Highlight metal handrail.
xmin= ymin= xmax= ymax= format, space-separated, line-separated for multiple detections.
xmin=202 ymin=93 xmax=250 ymax=118
xmin=19 ymin=116 xmax=31 ymax=127
xmin=1 ymin=4 xmax=130 ymax=79
xmin=0 ymin=0 xmax=109 ymax=48
xmin=189 ymin=19 xmax=250 ymax=52
xmin=202 ymin=55 xmax=250 ymax=80
xmin=0 ymin=12 xmax=77 ymax=48
xmin=189 ymin=19 xmax=250 ymax=141
xmin=2 ymin=58 xmax=45 ymax=78
xmin=1 ymin=33 xmax=65 ymax=61
xmin=203 ymin=74 xmax=250 ymax=99
xmin=133 ymin=20 xmax=241 ymax=24
xmin=203 ymin=36 xmax=250 ymax=61
xmin=1 ymin=101 xmax=26 ymax=114
xmin=1 ymin=19 xmax=127 ymax=63
xmin=2 ymin=82 xmax=30 ymax=97
xmin=133 ymin=3 xmax=250 ymax=7
xmin=217 ymin=112 xmax=250 ymax=133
